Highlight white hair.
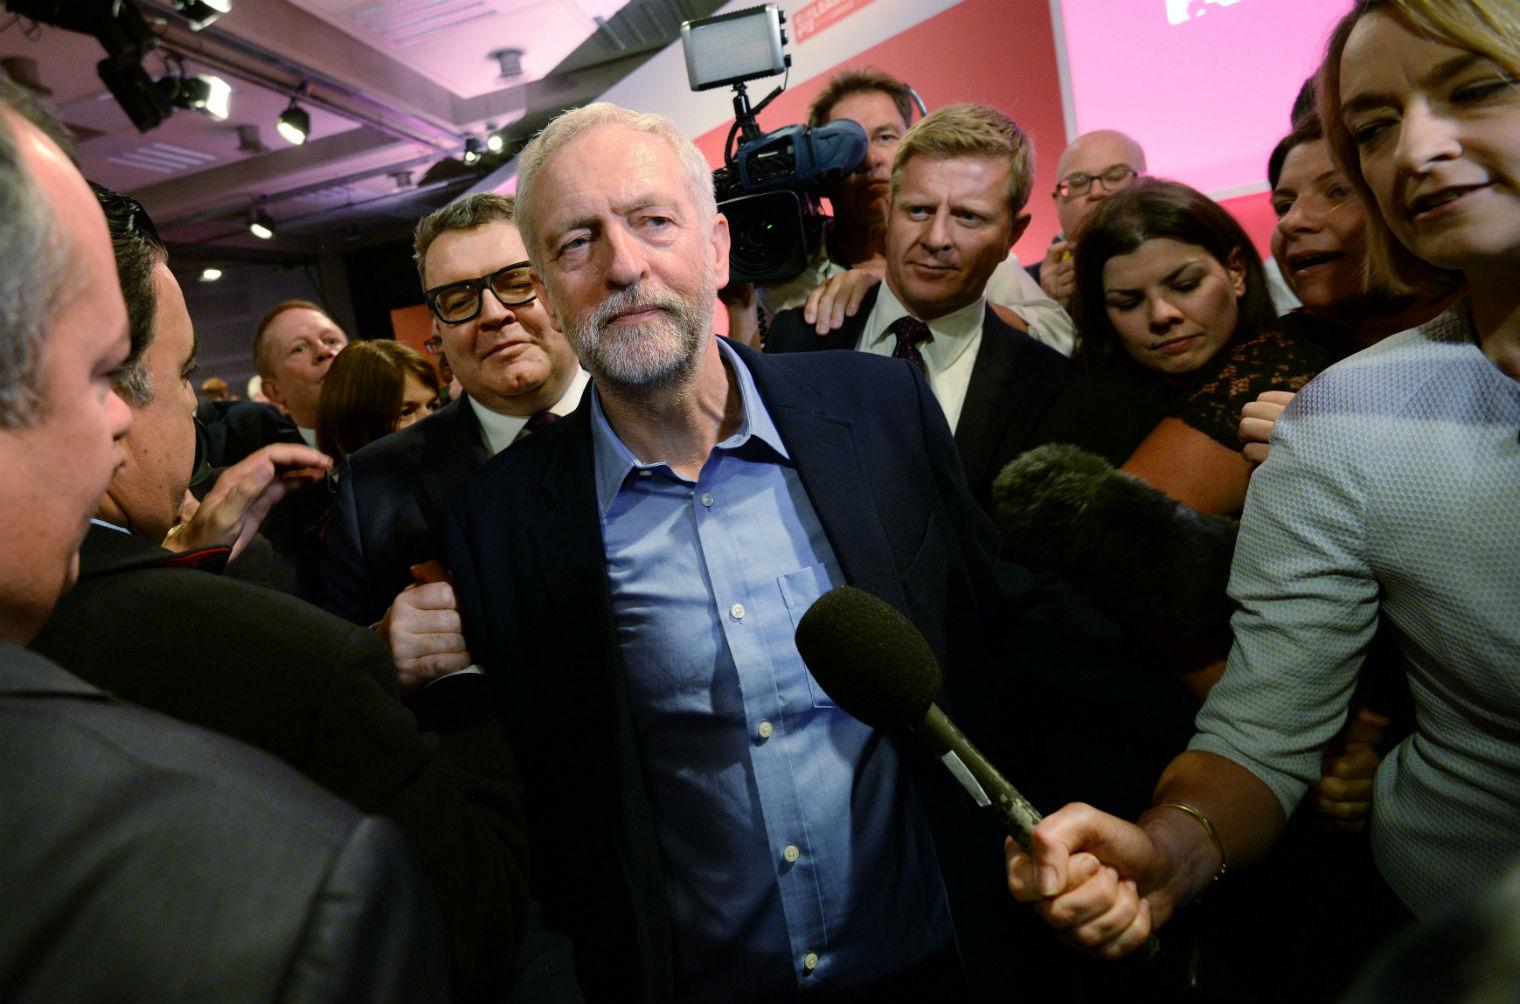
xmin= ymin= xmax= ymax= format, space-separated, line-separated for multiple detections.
xmin=514 ymin=102 xmax=716 ymax=271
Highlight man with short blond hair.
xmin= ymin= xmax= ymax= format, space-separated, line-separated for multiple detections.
xmin=252 ymin=298 xmax=348 ymax=441
xmin=742 ymin=67 xmax=1075 ymax=354
xmin=768 ymin=102 xmax=1069 ymax=512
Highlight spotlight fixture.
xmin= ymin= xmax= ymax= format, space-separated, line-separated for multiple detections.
xmin=198 ymin=266 xmax=223 ymax=282
xmin=461 ymin=135 xmax=483 ymax=165
xmin=97 ymin=53 xmax=173 ymax=132
xmin=485 ymin=131 xmax=505 ymax=154
xmin=164 ymin=72 xmax=231 ymax=120
xmin=172 ymin=0 xmax=232 ymax=31
xmin=276 ymin=98 xmax=310 ymax=146
xmin=488 ymin=47 xmax=524 ymax=81
xmin=249 ymin=209 xmax=275 ymax=240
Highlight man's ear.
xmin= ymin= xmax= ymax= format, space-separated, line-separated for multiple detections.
xmin=1007 ymin=210 xmax=1033 ymax=249
xmin=529 ymin=270 xmax=563 ymax=331
xmin=261 ymin=376 xmax=286 ymax=410
xmin=1226 ymin=246 xmax=1248 ymax=298
xmin=709 ymin=212 xmax=731 ymax=291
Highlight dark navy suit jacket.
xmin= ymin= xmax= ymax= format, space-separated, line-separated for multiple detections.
xmin=764 ymin=283 xmax=1070 ymax=513
xmin=445 ymin=340 xmax=1129 ymax=1001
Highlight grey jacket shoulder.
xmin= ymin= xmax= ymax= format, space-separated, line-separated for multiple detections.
xmin=0 ymin=645 xmax=447 ymax=1004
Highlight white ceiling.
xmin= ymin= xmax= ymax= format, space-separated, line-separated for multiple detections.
xmin=0 ymin=0 xmax=716 ymax=258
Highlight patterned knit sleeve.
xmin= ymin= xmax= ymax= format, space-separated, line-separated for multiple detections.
xmin=1177 ymin=320 xmax=1339 ymax=450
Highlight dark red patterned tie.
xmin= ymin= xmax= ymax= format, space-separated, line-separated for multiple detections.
xmin=525 ymin=410 xmax=559 ymax=433
xmin=889 ymin=315 xmax=931 ymax=375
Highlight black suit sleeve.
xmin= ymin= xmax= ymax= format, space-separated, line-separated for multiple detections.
xmin=279 ymin=816 xmax=451 ymax=1004
xmin=322 ymin=453 xmax=378 ymax=625
xmin=304 ymin=625 xmax=531 ymax=1001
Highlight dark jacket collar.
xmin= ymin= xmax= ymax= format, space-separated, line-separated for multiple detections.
xmin=77 ymin=523 xmax=229 ymax=579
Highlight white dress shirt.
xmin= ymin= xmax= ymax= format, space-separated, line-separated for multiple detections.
xmin=858 ymin=282 xmax=984 ymax=433
xmin=467 ymin=367 xmax=590 ymax=456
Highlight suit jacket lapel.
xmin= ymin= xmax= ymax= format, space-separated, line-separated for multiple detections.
xmin=415 ymin=398 xmax=491 ymax=547
xmin=738 ymin=343 xmax=912 ymax=614
xmin=953 ymin=305 xmax=1016 ymax=491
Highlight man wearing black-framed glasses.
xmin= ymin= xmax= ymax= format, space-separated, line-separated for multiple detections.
xmin=324 ymin=193 xmax=585 ymax=687
xmin=1032 ymin=130 xmax=1148 ymax=309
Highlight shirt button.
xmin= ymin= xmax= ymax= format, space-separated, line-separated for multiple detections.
xmin=757 ymin=720 xmax=773 ymax=740
xmin=636 ymin=469 xmax=652 ymax=478
xmin=729 ymin=603 xmax=745 ymax=621
xmin=783 ymin=844 xmax=800 ymax=863
xmin=700 ymin=492 xmax=714 ymax=507
xmin=803 ymin=952 xmax=819 ymax=971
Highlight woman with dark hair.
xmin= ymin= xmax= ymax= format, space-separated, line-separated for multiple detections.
xmin=1031 ymin=179 xmax=1326 ymax=516
xmin=1239 ymin=114 xmax=1455 ymax=462
xmin=315 ymin=340 xmax=441 ymax=459
xmin=1008 ymin=0 xmax=1520 ymax=967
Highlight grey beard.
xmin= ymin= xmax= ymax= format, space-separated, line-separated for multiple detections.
xmin=568 ymin=282 xmax=711 ymax=395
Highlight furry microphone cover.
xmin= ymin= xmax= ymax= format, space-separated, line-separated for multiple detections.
xmin=992 ymin=444 xmax=1239 ymax=638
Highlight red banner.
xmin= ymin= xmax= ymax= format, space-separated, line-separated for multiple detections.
xmin=791 ymin=0 xmax=879 ymax=44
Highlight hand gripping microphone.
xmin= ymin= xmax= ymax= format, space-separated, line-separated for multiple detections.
xmin=797 ymin=585 xmax=1164 ymax=959
xmin=794 ymin=585 xmax=1043 ymax=849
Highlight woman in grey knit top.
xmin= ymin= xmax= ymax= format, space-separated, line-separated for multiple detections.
xmin=1006 ymin=0 xmax=1520 ymax=962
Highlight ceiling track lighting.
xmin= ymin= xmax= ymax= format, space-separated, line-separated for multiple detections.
xmin=276 ymin=94 xmax=311 ymax=146
xmin=172 ymin=0 xmax=233 ymax=31
xmin=248 ymin=208 xmax=276 ymax=240
xmin=461 ymin=135 xmax=483 ymax=165
xmin=198 ymin=266 xmax=223 ymax=282
xmin=161 ymin=70 xmax=232 ymax=120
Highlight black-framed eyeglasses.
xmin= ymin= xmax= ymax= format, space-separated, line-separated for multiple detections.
xmin=1054 ymin=164 xmax=1138 ymax=200
xmin=424 ymin=261 xmax=536 ymax=324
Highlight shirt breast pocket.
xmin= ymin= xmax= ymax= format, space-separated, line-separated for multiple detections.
xmin=778 ymin=564 xmax=839 ymax=709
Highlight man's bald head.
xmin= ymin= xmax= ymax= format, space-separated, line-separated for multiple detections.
xmin=1052 ymin=129 xmax=1147 ymax=238
xmin=0 ymin=84 xmax=134 ymax=641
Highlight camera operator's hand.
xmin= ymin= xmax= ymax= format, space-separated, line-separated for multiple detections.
xmin=803 ymin=262 xmax=885 ymax=335
xmin=1040 ymin=239 xmax=1076 ymax=309
xmin=720 ymin=281 xmax=762 ymax=348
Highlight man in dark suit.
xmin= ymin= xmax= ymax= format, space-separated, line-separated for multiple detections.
xmin=322 ymin=192 xmax=586 ymax=692
xmin=0 ymin=81 xmax=447 ymax=1003
xmin=26 ymin=181 xmax=533 ymax=1001
xmin=443 ymin=101 xmax=1127 ymax=1001
xmin=767 ymin=103 xmax=1070 ymax=512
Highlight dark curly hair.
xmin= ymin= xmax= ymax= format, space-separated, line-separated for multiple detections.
xmin=1069 ymin=178 xmax=1276 ymax=371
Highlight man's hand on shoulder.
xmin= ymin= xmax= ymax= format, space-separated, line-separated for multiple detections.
xmin=1039 ymin=240 xmax=1075 ymax=309
xmin=803 ymin=263 xmax=884 ymax=335
xmin=378 ymin=581 xmax=474 ymax=696
xmin=164 ymin=443 xmax=331 ymax=559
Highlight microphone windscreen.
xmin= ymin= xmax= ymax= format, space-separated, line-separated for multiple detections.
xmin=795 ymin=586 xmax=942 ymax=731
xmin=993 ymin=444 xmax=1238 ymax=636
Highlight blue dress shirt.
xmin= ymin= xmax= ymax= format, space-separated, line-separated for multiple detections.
xmin=590 ymin=339 xmax=952 ymax=999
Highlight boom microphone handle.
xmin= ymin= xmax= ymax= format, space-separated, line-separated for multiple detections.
xmin=917 ymin=704 xmax=1043 ymax=851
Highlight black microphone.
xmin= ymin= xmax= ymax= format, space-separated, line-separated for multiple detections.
xmin=794 ymin=585 xmax=1043 ymax=849
xmin=796 ymin=585 xmax=1164 ymax=960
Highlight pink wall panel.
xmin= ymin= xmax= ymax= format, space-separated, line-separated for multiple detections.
xmin=693 ymin=0 xmax=1069 ymax=265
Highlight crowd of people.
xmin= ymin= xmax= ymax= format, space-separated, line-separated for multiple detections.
xmin=2 ymin=0 xmax=1517 ymax=1001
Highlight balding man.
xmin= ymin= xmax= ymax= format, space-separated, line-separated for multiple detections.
xmin=1032 ymin=129 xmax=1148 ymax=308
xmin=0 ymin=80 xmax=446 ymax=1003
